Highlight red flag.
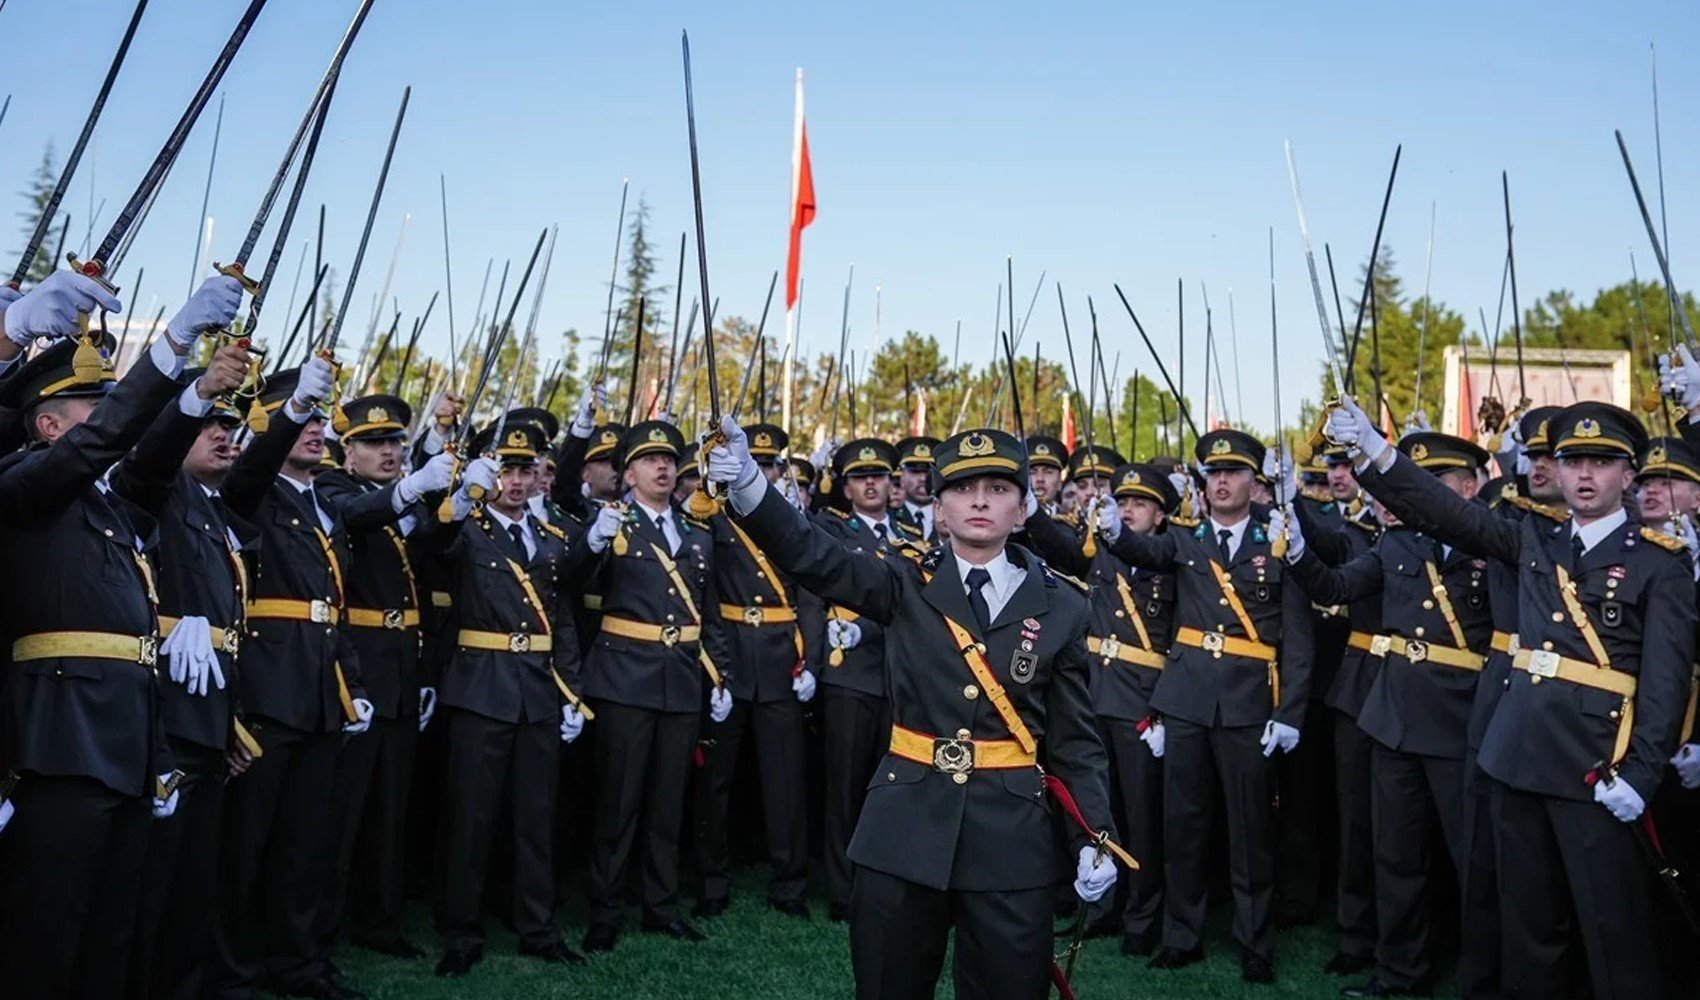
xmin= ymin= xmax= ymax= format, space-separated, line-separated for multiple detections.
xmin=911 ymin=386 xmax=927 ymax=436
xmin=1061 ymin=394 xmax=1076 ymax=452
xmin=785 ymin=70 xmax=815 ymax=311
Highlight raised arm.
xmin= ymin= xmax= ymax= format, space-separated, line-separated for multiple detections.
xmin=110 ymin=402 xmax=204 ymax=517
xmin=1022 ymin=507 xmax=1092 ymax=578
xmin=1288 ymin=545 xmax=1386 ymax=608
xmin=1104 ymin=522 xmax=1182 ymax=573
xmin=1356 ymin=450 xmax=1520 ymax=566
xmin=730 ymin=481 xmax=904 ymax=626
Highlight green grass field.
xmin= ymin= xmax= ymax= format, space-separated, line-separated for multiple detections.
xmin=333 ymin=872 xmax=1368 ymax=999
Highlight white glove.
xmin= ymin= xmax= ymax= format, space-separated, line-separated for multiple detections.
xmin=809 ymin=439 xmax=835 ymax=470
xmin=291 ymin=354 xmax=336 ymax=411
xmin=706 ymin=416 xmax=761 ymax=490
xmin=4 ymin=270 xmax=123 ymax=346
xmin=1672 ymin=744 xmax=1700 ymax=791
xmin=459 ymin=456 xmax=500 ymax=500
xmin=827 ymin=619 xmax=863 ymax=650
xmin=1073 ymin=844 xmax=1118 ymax=903
xmin=570 ymin=382 xmax=606 ymax=436
xmin=418 ymin=687 xmax=437 ymax=731
xmin=1096 ymin=497 xmax=1121 ymax=541
xmin=0 ymin=286 xmax=21 ymax=313
xmin=586 ymin=502 xmax=625 ymax=553
xmin=1260 ymin=720 xmax=1300 ymax=757
xmin=1673 ymin=345 xmax=1700 ymax=411
xmin=560 ymin=706 xmax=585 ymax=743
xmin=167 ymin=274 xmax=244 ymax=348
xmin=709 ymin=686 xmax=732 ymax=723
xmin=1326 ymin=397 xmax=1386 ymax=464
xmin=398 ymin=452 xmax=456 ymax=505
xmin=0 ymin=796 xmax=12 ymax=835
xmin=152 ymin=775 xmax=180 ymax=819
xmin=1402 ymin=410 xmax=1434 ymax=435
xmin=1023 ymin=490 xmax=1038 ymax=518
xmin=1269 ymin=506 xmax=1305 ymax=563
xmin=343 ymin=697 xmax=375 ymax=734
xmin=1261 ymin=445 xmax=1297 ymax=503
xmin=160 ymin=616 xmax=225 ymax=697
xmin=1662 ymin=513 xmax=1699 ymax=558
xmin=792 ymin=670 xmax=817 ymax=703
xmin=1140 ymin=720 xmax=1165 ymax=758
xmin=1593 ymin=774 xmax=1646 ymax=822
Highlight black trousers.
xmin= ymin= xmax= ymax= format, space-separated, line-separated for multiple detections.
xmin=1162 ymin=718 xmax=1275 ymax=960
xmin=1274 ymin=696 xmax=1332 ymax=922
xmin=317 ymin=714 xmax=417 ymax=950
xmin=849 ymin=865 xmax=1053 ymax=1000
xmin=1491 ymin=779 xmax=1678 ymax=999
xmin=822 ymin=687 xmax=891 ymax=908
xmin=206 ymin=720 xmax=340 ymax=997
xmin=129 ymin=742 xmax=226 ymax=1000
xmin=694 ymin=694 xmax=810 ymax=903
xmin=0 ymin=775 xmax=150 ymax=1000
xmin=1456 ymin=748 xmax=1501 ymax=999
xmin=440 ymin=708 xmax=560 ymax=951
xmin=588 ymin=702 xmax=699 ymax=926
xmin=1332 ymin=710 xmax=1378 ymax=962
xmin=1101 ymin=716 xmax=1164 ymax=938
xmin=1369 ymin=743 xmax=1465 ymax=990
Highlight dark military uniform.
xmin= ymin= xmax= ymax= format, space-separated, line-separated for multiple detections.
xmin=1104 ymin=429 xmax=1314 ymax=970
xmin=1024 ymin=462 xmax=1179 ymax=951
xmin=1290 ymin=433 xmax=1496 ymax=993
xmin=1359 ymin=403 xmax=1694 ymax=999
xmin=0 ymin=338 xmax=187 ymax=999
xmin=729 ymin=428 xmax=1114 ymax=1000
xmin=892 ymin=435 xmax=941 ymax=541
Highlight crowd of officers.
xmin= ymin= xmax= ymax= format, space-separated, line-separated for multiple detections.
xmin=0 ymin=269 xmax=1698 ymax=999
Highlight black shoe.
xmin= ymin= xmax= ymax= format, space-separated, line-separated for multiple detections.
xmin=434 ymin=946 xmax=483 ymax=979
xmin=1242 ymin=954 xmax=1276 ymax=984
xmin=1148 ymin=946 xmax=1205 ymax=970
xmin=691 ymin=896 xmax=730 ymax=918
xmin=352 ymin=934 xmax=427 ymax=959
xmin=1324 ymin=952 xmax=1375 ymax=976
xmin=1275 ymin=904 xmax=1314 ymax=929
xmin=581 ymin=923 xmax=619 ymax=953
xmin=644 ymin=918 xmax=707 ymax=942
xmin=769 ymin=897 xmax=810 ymax=919
xmin=1121 ymin=930 xmax=1156 ymax=957
xmin=827 ymin=901 xmax=849 ymax=924
xmin=275 ymin=977 xmax=366 ymax=999
xmin=1341 ymin=978 xmax=1430 ymax=998
xmin=519 ymin=938 xmax=587 ymax=966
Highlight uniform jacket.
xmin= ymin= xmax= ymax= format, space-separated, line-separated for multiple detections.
xmin=1297 ymin=502 xmax=1385 ymax=716
xmin=809 ymin=506 xmax=917 ymax=699
xmin=710 ymin=510 xmax=825 ymax=702
xmin=735 ymin=485 xmax=1110 ymax=893
xmin=1361 ymin=451 xmax=1696 ymax=801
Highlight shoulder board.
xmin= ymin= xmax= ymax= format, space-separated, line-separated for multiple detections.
xmin=1054 ymin=510 xmax=1081 ymax=528
xmin=1048 ymin=567 xmax=1089 ymax=593
xmin=683 ymin=516 xmax=712 ymax=532
xmin=1168 ymin=515 xmax=1200 ymax=531
xmin=824 ymin=506 xmax=852 ymax=522
xmin=1640 ymin=526 xmax=1689 ymax=553
xmin=896 ymin=520 xmax=924 ymax=539
xmin=537 ymin=519 xmax=567 ymax=541
xmin=1346 ymin=517 xmax=1378 ymax=533
xmin=1505 ymin=493 xmax=1567 ymax=523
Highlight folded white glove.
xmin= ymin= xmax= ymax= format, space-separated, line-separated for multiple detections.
xmin=161 ymin=616 xmax=225 ymax=697
xmin=827 ymin=619 xmax=863 ymax=650
xmin=792 ymin=670 xmax=816 ymax=702
xmin=152 ymin=775 xmax=180 ymax=819
xmin=706 ymin=416 xmax=762 ymax=491
xmin=1097 ymin=497 xmax=1121 ymax=541
xmin=4 ymin=270 xmax=123 ymax=346
xmin=1073 ymin=844 xmax=1118 ymax=903
xmin=1260 ymin=720 xmax=1301 ymax=757
xmin=586 ymin=502 xmax=625 ymax=553
xmin=1269 ymin=505 xmax=1305 ymax=563
xmin=418 ymin=687 xmax=437 ymax=732
xmin=709 ymin=686 xmax=733 ymax=723
xmin=0 ymin=796 xmax=12 ymax=834
xmin=1593 ymin=775 xmax=1646 ymax=822
xmin=291 ymin=354 xmax=336 ymax=412
xmin=459 ymin=456 xmax=500 ymax=500
xmin=1261 ymin=446 xmax=1297 ymax=503
xmin=343 ymin=697 xmax=375 ymax=735
xmin=570 ymin=382 xmax=607 ymax=436
xmin=1140 ymin=720 xmax=1165 ymax=758
xmin=560 ymin=706 xmax=585 ymax=743
xmin=167 ymin=274 xmax=245 ymax=348
xmin=398 ymin=452 xmax=456 ymax=505
xmin=1673 ymin=744 xmax=1700 ymax=791
xmin=1677 ymin=345 xmax=1700 ymax=412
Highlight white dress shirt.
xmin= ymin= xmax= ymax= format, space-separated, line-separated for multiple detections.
xmin=487 ymin=506 xmax=538 ymax=560
xmin=955 ymin=549 xmax=1025 ymax=623
xmin=634 ymin=498 xmax=682 ymax=555
xmin=905 ymin=501 xmax=934 ymax=538
xmin=855 ymin=510 xmax=897 ymax=541
xmin=1209 ymin=516 xmax=1251 ymax=562
xmin=1572 ymin=507 xmax=1628 ymax=555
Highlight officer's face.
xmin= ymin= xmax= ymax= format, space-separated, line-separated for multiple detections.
xmin=1073 ymin=475 xmax=1110 ymax=503
xmin=1060 ymin=481 xmax=1079 ymax=513
xmin=1437 ymin=468 xmax=1481 ymax=502
xmin=345 ymin=438 xmax=404 ymax=483
xmin=937 ymin=475 xmax=1024 ymax=548
xmin=901 ymin=466 xmax=932 ymax=503
xmin=760 ymin=460 xmax=782 ymax=483
xmin=1326 ymin=462 xmax=1357 ymax=500
xmin=539 ymin=459 xmax=556 ymax=498
xmin=674 ymin=472 xmax=700 ymax=503
xmin=1637 ymin=476 xmax=1700 ymax=521
xmin=1029 ymin=464 xmax=1061 ymax=502
xmin=848 ymin=471 xmax=890 ymax=516
xmin=493 ymin=463 xmax=538 ymax=515
xmin=890 ymin=475 xmax=907 ymax=506
xmin=1205 ymin=467 xmax=1254 ymax=519
xmin=623 ymin=453 xmax=676 ymax=506
xmin=1527 ymin=453 xmax=1560 ymax=503
xmin=1118 ymin=495 xmax=1164 ymax=535
xmin=1558 ymin=456 xmax=1634 ymax=522
xmin=583 ymin=458 xmax=618 ymax=500
xmin=287 ymin=418 xmax=326 ymax=470
xmin=185 ymin=419 xmax=239 ymax=482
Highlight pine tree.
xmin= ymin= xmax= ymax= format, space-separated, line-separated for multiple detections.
xmin=16 ymin=143 xmax=61 ymax=285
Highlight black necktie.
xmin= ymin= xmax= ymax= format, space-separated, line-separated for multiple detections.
xmin=1217 ymin=528 xmax=1234 ymax=564
xmin=508 ymin=523 xmax=527 ymax=560
xmin=654 ymin=514 xmax=673 ymax=554
xmin=875 ymin=522 xmax=888 ymax=542
xmin=965 ymin=567 xmax=993 ymax=633
xmin=1571 ymin=532 xmax=1586 ymax=570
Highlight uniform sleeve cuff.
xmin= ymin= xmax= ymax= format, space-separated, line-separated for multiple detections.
xmin=148 ymin=334 xmax=186 ymax=379
xmin=177 ymin=383 xmax=215 ymax=417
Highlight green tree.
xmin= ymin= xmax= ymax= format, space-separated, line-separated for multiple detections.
xmin=16 ymin=143 xmax=61 ymax=285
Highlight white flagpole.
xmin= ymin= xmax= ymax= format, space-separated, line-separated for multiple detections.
xmin=782 ymin=68 xmax=803 ymax=438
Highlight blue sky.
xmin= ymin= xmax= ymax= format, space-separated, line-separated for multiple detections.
xmin=0 ymin=0 xmax=1694 ymax=434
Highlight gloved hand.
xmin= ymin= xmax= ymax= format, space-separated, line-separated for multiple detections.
xmin=0 ymin=796 xmax=12 ymax=835
xmin=1662 ymin=513 xmax=1699 ymax=559
xmin=1097 ymin=497 xmax=1121 ymax=541
xmin=809 ymin=439 xmax=835 ymax=470
xmin=1672 ymin=744 xmax=1700 ymax=791
xmin=1325 ymin=396 xmax=1386 ymax=464
xmin=709 ymin=686 xmax=733 ymax=724
xmin=161 ymin=616 xmax=225 ymax=697
xmin=586 ymin=503 xmax=624 ymax=553
xmin=166 ymin=274 xmax=244 ymax=348
xmin=418 ymin=687 xmax=437 ymax=732
xmin=1139 ymin=720 xmax=1165 ymax=758
xmin=1260 ymin=720 xmax=1300 ymax=757
xmin=1494 ymin=414 xmax=1527 ymax=477
xmin=1023 ymin=489 xmax=1038 ymax=519
xmin=0 ymin=285 xmax=20 ymax=313
xmin=459 ymin=456 xmax=500 ymax=501
xmin=343 ymin=697 xmax=374 ymax=735
xmin=560 ymin=706 xmax=585 ymax=743
xmin=827 ymin=619 xmax=863 ymax=650
xmin=1268 ymin=505 xmax=1305 ymax=563
xmin=792 ymin=670 xmax=816 ymax=702
xmin=4 ymin=270 xmax=123 ymax=346
xmin=1593 ymin=774 xmax=1646 ymax=822
xmin=1073 ymin=844 xmax=1118 ymax=903
xmin=706 ymin=416 xmax=761 ymax=491
xmin=152 ymin=775 xmax=180 ymax=819
xmin=1669 ymin=345 xmax=1700 ymax=411
xmin=570 ymin=381 xmax=607 ymax=436
xmin=290 ymin=354 xmax=336 ymax=413
xmin=398 ymin=452 xmax=456 ymax=505
xmin=1261 ymin=445 xmax=1297 ymax=503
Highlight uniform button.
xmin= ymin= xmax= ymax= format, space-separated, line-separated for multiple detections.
xmin=755 ymin=595 xmax=765 ymax=605
xmin=104 ymin=528 xmax=114 ymax=537
xmin=291 ymin=519 xmax=300 ymax=526
xmin=668 ymin=588 xmax=676 ymax=595
xmin=952 ymin=773 xmax=968 ymax=785
xmin=1114 ymin=610 xmax=1125 ymax=618
xmin=963 ymin=684 xmax=979 ymax=700
xmin=1531 ymin=676 xmax=1543 ymax=685
xmin=1542 ymin=641 xmax=1554 ymax=650
xmin=1422 ymin=600 xmax=1434 ymax=610
xmin=1609 ymin=709 xmax=1622 ymax=721
xmin=666 ymin=614 xmax=675 ymax=622
xmin=1219 ymin=598 xmax=1229 ymax=606
xmin=1552 ymin=612 xmax=1565 ymax=623
xmin=974 ymin=643 xmax=986 ymax=654
xmin=886 ymin=772 xmax=896 ymax=782
xmin=1396 ymin=564 xmax=1404 ymax=572
xmin=956 ymin=728 xmax=972 ymax=740
xmin=1414 ymin=627 xmax=1425 ymax=637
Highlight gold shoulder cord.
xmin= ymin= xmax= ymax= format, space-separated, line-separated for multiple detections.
xmin=1112 ymin=574 xmax=1155 ymax=651
xmin=1422 ymin=561 xmax=1469 ymax=649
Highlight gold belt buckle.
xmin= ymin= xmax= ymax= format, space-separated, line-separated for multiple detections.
xmin=1201 ymin=632 xmax=1225 ymax=653
xmin=1100 ymin=637 xmax=1121 ymax=660
xmin=661 ymin=625 xmax=682 ymax=647
xmin=742 ymin=605 xmax=764 ymax=627
xmin=1369 ymin=635 xmax=1392 ymax=657
xmin=1528 ymin=650 xmax=1560 ymax=678
xmin=382 ymin=609 xmax=404 ymax=630
xmin=507 ymin=632 xmax=532 ymax=654
xmin=932 ymin=737 xmax=975 ymax=776
xmin=138 ymin=635 xmax=159 ymax=668
xmin=309 ymin=599 xmax=331 ymax=624
xmin=1404 ymin=639 xmax=1429 ymax=663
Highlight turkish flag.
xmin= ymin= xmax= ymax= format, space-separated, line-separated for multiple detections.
xmin=786 ymin=122 xmax=815 ymax=310
xmin=1062 ymin=393 xmax=1076 ymax=452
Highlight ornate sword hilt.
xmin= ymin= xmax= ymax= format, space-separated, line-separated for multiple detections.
xmin=213 ymin=260 xmax=262 ymax=295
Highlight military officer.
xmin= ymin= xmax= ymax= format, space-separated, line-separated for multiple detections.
xmin=787 ymin=455 xmax=816 ymax=511
xmin=1097 ymin=428 xmax=1313 ymax=984
xmin=1067 ymin=443 xmax=1126 ymax=512
xmin=1025 ymin=434 xmax=1067 ymax=513
xmin=1333 ymin=397 xmax=1694 ymax=999
xmin=893 ymin=435 xmax=941 ymax=540
xmin=1634 ymin=435 xmax=1700 ymax=524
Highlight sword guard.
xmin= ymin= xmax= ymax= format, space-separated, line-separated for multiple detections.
xmin=65 ymin=252 xmax=116 ymax=291
xmin=213 ymin=260 xmax=261 ymax=295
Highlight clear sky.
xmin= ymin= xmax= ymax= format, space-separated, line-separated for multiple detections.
xmin=1 ymin=0 xmax=1694 ymax=435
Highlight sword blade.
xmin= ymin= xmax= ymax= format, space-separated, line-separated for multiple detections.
xmin=682 ymin=31 xmax=719 ymax=418
xmin=324 ymin=86 xmax=410 ymax=355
